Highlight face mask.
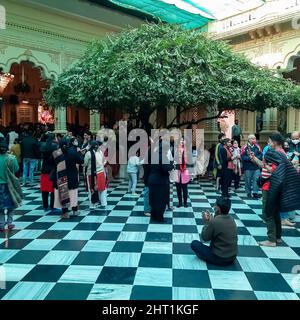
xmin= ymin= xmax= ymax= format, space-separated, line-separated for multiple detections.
xmin=284 ymin=147 xmax=289 ymax=152
xmin=292 ymin=140 xmax=299 ymax=145
xmin=73 ymin=141 xmax=78 ymax=147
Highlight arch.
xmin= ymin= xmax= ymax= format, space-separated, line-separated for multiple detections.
xmin=0 ymin=53 xmax=59 ymax=80
xmin=281 ymin=43 xmax=300 ymax=69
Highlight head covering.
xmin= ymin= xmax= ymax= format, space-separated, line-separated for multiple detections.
xmin=89 ymin=140 xmax=98 ymax=151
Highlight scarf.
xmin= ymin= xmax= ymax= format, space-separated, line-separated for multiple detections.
xmin=53 ymin=148 xmax=70 ymax=208
xmin=90 ymin=150 xmax=97 ymax=192
xmin=179 ymin=144 xmax=187 ymax=172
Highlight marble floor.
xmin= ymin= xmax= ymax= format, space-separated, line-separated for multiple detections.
xmin=0 ymin=178 xmax=300 ymax=300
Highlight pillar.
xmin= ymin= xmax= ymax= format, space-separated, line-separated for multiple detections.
xmin=287 ymin=108 xmax=300 ymax=133
xmin=54 ymin=107 xmax=67 ymax=133
xmin=259 ymin=108 xmax=277 ymax=142
xmin=89 ymin=110 xmax=100 ymax=134
xmin=238 ymin=110 xmax=256 ymax=145
xmin=204 ymin=109 xmax=219 ymax=147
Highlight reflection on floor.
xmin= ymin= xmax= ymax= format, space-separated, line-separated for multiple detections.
xmin=0 ymin=178 xmax=300 ymax=300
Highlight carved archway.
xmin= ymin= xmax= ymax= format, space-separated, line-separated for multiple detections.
xmin=281 ymin=43 xmax=300 ymax=69
xmin=0 ymin=60 xmax=51 ymax=126
xmin=0 ymin=51 xmax=58 ymax=80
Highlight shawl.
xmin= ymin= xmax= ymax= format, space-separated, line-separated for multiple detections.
xmin=52 ymin=148 xmax=70 ymax=208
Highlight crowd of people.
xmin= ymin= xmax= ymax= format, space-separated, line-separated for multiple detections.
xmin=0 ymin=121 xmax=300 ymax=266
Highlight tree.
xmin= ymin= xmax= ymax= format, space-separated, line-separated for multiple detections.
xmin=44 ymin=23 xmax=300 ymax=129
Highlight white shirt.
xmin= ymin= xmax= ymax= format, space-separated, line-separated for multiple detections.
xmin=84 ymin=149 xmax=106 ymax=176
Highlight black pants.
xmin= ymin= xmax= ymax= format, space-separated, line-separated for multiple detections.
xmin=42 ymin=192 xmax=54 ymax=210
xmin=221 ymin=168 xmax=233 ymax=197
xmin=191 ymin=240 xmax=235 ymax=266
xmin=176 ymin=183 xmax=188 ymax=205
xmin=62 ymin=206 xmax=78 ymax=214
xmin=149 ymin=184 xmax=169 ymax=222
xmin=232 ymin=172 xmax=240 ymax=189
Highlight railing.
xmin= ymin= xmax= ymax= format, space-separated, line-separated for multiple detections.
xmin=208 ymin=0 xmax=300 ymax=35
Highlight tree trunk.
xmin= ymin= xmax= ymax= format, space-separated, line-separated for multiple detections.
xmin=138 ymin=103 xmax=153 ymax=131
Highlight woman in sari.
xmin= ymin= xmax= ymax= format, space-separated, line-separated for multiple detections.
xmin=52 ymin=138 xmax=84 ymax=219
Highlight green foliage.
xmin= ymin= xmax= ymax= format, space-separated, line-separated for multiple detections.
xmin=44 ymin=23 xmax=300 ymax=126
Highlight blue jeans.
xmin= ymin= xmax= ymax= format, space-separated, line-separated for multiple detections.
xmin=22 ymin=158 xmax=38 ymax=184
xmin=244 ymin=169 xmax=260 ymax=195
xmin=191 ymin=240 xmax=235 ymax=266
xmin=0 ymin=209 xmax=14 ymax=228
xmin=128 ymin=173 xmax=138 ymax=193
xmin=144 ymin=186 xmax=151 ymax=213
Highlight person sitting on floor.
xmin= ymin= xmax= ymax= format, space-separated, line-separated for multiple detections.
xmin=191 ymin=197 xmax=238 ymax=266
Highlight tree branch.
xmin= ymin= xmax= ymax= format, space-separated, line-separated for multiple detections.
xmin=166 ymin=109 xmax=226 ymax=129
xmin=166 ymin=105 xmax=205 ymax=129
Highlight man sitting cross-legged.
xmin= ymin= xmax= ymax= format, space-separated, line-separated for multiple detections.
xmin=191 ymin=197 xmax=238 ymax=266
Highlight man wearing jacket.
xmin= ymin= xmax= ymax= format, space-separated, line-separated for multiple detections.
xmin=287 ymin=132 xmax=300 ymax=176
xmin=214 ymin=133 xmax=226 ymax=192
xmin=288 ymin=131 xmax=300 ymax=157
xmin=241 ymin=134 xmax=262 ymax=199
xmin=258 ymin=150 xmax=300 ymax=246
xmin=20 ymin=130 xmax=40 ymax=186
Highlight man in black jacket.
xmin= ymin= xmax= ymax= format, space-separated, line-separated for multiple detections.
xmin=20 ymin=130 xmax=40 ymax=186
xmin=219 ymin=138 xmax=230 ymax=198
xmin=258 ymin=150 xmax=300 ymax=247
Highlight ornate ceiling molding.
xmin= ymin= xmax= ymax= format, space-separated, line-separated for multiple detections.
xmin=6 ymin=21 xmax=90 ymax=44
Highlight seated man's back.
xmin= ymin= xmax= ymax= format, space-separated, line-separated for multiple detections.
xmin=202 ymin=214 xmax=238 ymax=262
xmin=191 ymin=197 xmax=238 ymax=266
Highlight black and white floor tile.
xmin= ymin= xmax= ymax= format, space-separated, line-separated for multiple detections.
xmin=0 ymin=177 xmax=300 ymax=300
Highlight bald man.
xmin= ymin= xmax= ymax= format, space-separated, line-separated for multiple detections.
xmin=289 ymin=131 xmax=300 ymax=156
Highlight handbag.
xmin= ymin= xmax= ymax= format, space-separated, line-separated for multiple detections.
xmin=169 ymin=169 xmax=178 ymax=183
xmin=5 ymin=155 xmax=23 ymax=207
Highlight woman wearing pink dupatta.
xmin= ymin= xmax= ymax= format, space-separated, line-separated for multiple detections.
xmin=175 ymin=138 xmax=191 ymax=208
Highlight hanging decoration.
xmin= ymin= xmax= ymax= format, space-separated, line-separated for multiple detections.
xmin=0 ymin=67 xmax=14 ymax=94
xmin=14 ymin=64 xmax=31 ymax=94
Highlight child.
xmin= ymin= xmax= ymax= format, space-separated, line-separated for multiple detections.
xmin=127 ymin=151 xmax=143 ymax=197
xmin=231 ymin=140 xmax=242 ymax=190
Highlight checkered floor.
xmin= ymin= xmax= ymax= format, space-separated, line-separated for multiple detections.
xmin=0 ymin=177 xmax=300 ymax=300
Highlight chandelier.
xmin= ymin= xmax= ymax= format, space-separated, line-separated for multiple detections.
xmin=0 ymin=68 xmax=14 ymax=94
